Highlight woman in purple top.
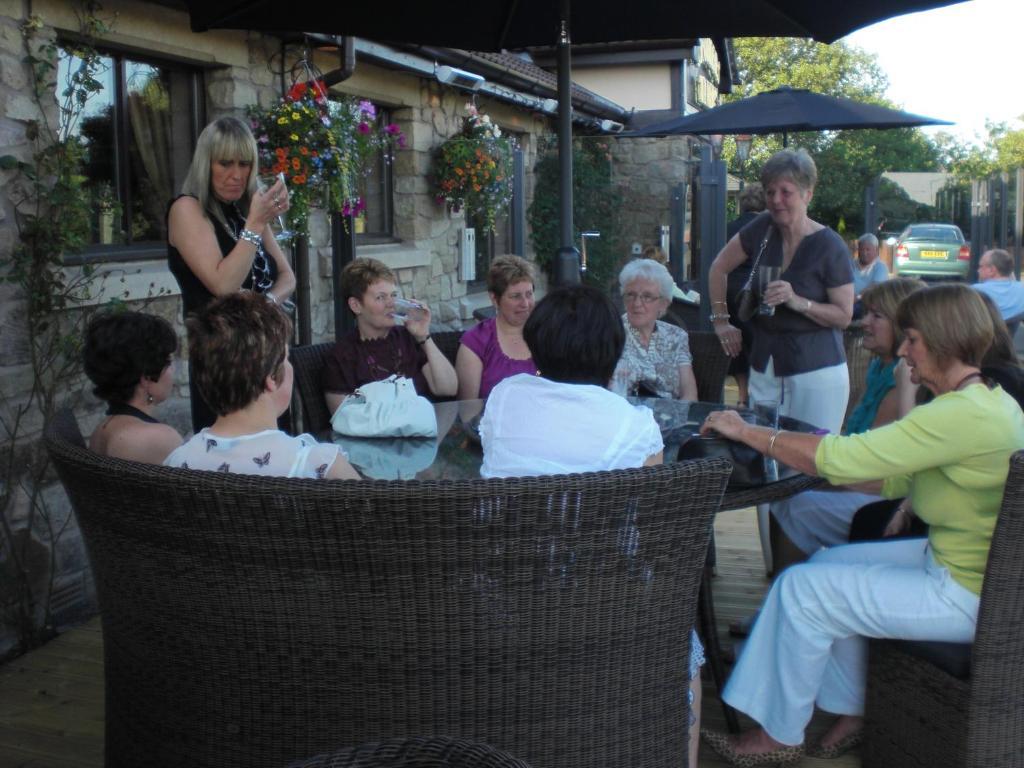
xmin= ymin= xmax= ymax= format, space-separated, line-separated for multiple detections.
xmin=456 ymin=255 xmax=538 ymax=400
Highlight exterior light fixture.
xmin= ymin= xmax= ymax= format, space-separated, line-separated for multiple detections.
xmin=434 ymin=65 xmax=485 ymax=91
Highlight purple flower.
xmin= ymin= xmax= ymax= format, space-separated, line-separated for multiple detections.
xmin=385 ymin=123 xmax=401 ymax=135
xmin=358 ymin=100 xmax=377 ymax=119
xmin=397 ymin=135 xmax=407 ymax=149
xmin=258 ymin=134 xmax=269 ymax=144
xmin=358 ymin=122 xmax=371 ymax=134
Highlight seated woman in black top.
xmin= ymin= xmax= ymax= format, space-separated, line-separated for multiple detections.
xmin=83 ymin=311 xmax=183 ymax=464
xmin=167 ymin=116 xmax=296 ymax=432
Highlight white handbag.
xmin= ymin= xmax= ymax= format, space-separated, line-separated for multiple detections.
xmin=330 ymin=375 xmax=438 ymax=438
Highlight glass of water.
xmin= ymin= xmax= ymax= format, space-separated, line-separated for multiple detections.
xmin=758 ymin=266 xmax=782 ymax=316
xmin=257 ymin=172 xmax=294 ymax=242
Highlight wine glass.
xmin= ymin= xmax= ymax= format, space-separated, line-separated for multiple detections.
xmin=256 ymin=172 xmax=294 ymax=242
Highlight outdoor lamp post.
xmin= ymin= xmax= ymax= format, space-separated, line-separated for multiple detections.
xmin=735 ymin=133 xmax=752 ymax=191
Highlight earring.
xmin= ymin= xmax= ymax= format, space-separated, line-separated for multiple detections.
xmin=146 ymin=392 xmax=154 ymax=405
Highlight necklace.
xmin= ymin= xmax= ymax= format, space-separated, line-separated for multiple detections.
xmin=952 ymin=371 xmax=983 ymax=391
xmin=357 ymin=333 xmax=404 ymax=380
xmin=217 ymin=201 xmax=272 ymax=293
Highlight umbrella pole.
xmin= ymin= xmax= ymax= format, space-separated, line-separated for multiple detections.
xmin=553 ymin=0 xmax=581 ymax=286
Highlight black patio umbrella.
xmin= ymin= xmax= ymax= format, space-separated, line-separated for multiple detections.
xmin=182 ymin=0 xmax=967 ymax=279
xmin=628 ymin=86 xmax=952 ymax=144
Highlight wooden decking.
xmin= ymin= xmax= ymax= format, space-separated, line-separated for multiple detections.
xmin=0 ymin=508 xmax=861 ymax=768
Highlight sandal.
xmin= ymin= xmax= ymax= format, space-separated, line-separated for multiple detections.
xmin=701 ymin=729 xmax=805 ymax=767
xmin=806 ymin=729 xmax=863 ymax=759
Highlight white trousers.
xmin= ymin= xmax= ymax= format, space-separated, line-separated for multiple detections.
xmin=772 ymin=489 xmax=882 ymax=555
xmin=722 ymin=537 xmax=980 ymax=746
xmin=749 ymin=358 xmax=849 ymax=436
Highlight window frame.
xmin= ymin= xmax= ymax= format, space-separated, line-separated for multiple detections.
xmin=56 ymin=40 xmax=205 ymax=265
xmin=355 ymin=106 xmax=399 ymax=246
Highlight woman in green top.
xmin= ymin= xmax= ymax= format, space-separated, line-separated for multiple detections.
xmin=699 ymin=284 xmax=1024 ymax=765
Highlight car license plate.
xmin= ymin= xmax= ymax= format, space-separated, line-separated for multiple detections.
xmin=920 ymin=250 xmax=947 ymax=259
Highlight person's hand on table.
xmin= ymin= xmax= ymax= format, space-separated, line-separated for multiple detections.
xmin=700 ymin=409 xmax=747 ymax=441
xmin=714 ymin=321 xmax=742 ymax=358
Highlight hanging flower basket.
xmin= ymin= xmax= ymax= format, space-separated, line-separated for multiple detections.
xmin=432 ymin=104 xmax=515 ymax=232
xmin=247 ymin=79 xmax=405 ymax=234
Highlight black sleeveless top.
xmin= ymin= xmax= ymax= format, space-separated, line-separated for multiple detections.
xmin=107 ymin=402 xmax=161 ymax=424
xmin=166 ymin=195 xmax=277 ymax=319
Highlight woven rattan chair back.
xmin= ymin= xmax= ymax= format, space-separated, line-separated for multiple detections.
xmin=864 ymin=450 xmax=1024 ymax=768
xmin=289 ymin=736 xmax=531 ymax=768
xmin=431 ymin=330 xmax=462 ymax=368
xmin=290 ymin=342 xmax=335 ymax=434
xmin=45 ymin=415 xmax=730 ymax=768
xmin=687 ymin=330 xmax=730 ymax=403
xmin=843 ymin=325 xmax=871 ymax=428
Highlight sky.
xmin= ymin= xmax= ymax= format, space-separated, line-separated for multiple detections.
xmin=843 ymin=0 xmax=1024 ymax=147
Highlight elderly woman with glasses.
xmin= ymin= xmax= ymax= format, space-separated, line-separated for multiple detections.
xmin=167 ymin=116 xmax=296 ymax=432
xmin=611 ymin=258 xmax=698 ymax=399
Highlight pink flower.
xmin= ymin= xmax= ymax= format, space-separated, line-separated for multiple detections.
xmin=358 ymin=122 xmax=371 ymax=134
xmin=397 ymin=135 xmax=407 ymax=149
xmin=385 ymin=123 xmax=401 ymax=135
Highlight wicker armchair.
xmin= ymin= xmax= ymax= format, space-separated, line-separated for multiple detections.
xmin=687 ymin=330 xmax=730 ymax=404
xmin=289 ymin=737 xmax=530 ymax=768
xmin=863 ymin=450 xmax=1024 ymax=768
xmin=290 ymin=342 xmax=335 ymax=434
xmin=46 ymin=408 xmax=730 ymax=768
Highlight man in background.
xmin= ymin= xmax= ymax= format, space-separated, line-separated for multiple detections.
xmin=973 ymin=248 xmax=1024 ymax=321
xmin=853 ymin=233 xmax=888 ymax=319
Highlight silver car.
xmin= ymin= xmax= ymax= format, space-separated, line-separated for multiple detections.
xmin=892 ymin=223 xmax=970 ymax=281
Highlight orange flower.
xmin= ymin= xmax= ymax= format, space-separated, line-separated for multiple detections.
xmin=275 ymin=147 xmax=287 ymax=159
xmin=300 ymin=146 xmax=309 ymax=155
xmin=293 ymin=174 xmax=307 ymax=185
xmin=292 ymin=157 xmax=301 ymax=170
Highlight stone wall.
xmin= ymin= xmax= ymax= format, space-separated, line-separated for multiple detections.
xmin=608 ymin=134 xmax=696 ymax=271
xmin=0 ymin=0 xmax=550 ymax=655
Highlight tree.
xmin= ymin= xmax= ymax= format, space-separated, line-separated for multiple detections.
xmin=729 ymin=38 xmax=942 ymax=234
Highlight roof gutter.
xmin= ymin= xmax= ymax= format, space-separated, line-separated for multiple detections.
xmin=354 ymin=40 xmax=626 ymax=127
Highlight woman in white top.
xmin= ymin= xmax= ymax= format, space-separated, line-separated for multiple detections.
xmin=164 ymin=292 xmax=359 ymax=480
xmin=612 ymin=258 xmax=698 ymax=400
xmin=481 ymin=285 xmax=702 ymax=768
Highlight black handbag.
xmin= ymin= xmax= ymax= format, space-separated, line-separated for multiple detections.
xmin=735 ymin=226 xmax=774 ymax=323
xmin=677 ymin=433 xmax=767 ymax=488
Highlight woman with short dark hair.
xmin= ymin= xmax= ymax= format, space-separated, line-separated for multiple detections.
xmin=700 ymin=284 xmax=1024 ymax=763
xmin=480 ymin=284 xmax=707 ymax=766
xmin=481 ymin=283 xmax=659 ymax=475
xmin=83 ymin=311 xmax=183 ymax=464
xmin=165 ymin=292 xmax=359 ymax=480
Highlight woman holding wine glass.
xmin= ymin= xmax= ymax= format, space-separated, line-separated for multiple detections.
xmin=168 ymin=116 xmax=296 ymax=432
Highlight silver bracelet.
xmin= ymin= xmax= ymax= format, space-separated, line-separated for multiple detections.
xmin=238 ymin=228 xmax=262 ymax=246
xmin=767 ymin=429 xmax=783 ymax=459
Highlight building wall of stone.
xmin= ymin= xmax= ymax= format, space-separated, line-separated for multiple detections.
xmin=0 ymin=0 xmax=550 ymax=654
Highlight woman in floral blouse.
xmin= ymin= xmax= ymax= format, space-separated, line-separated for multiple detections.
xmin=612 ymin=258 xmax=698 ymax=400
